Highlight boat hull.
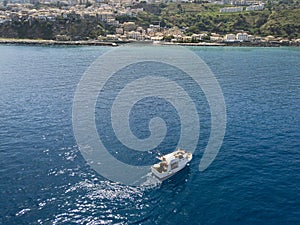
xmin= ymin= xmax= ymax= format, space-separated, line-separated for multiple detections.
xmin=151 ymin=149 xmax=192 ymax=181
xmin=151 ymin=163 xmax=190 ymax=181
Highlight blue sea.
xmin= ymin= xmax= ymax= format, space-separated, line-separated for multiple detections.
xmin=0 ymin=45 xmax=299 ymax=224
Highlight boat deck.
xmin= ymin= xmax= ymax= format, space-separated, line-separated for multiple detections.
xmin=152 ymin=149 xmax=189 ymax=174
xmin=152 ymin=161 xmax=168 ymax=173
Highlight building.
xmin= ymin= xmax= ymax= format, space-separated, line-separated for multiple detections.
xmin=246 ymin=3 xmax=264 ymax=11
xmin=236 ymin=32 xmax=248 ymax=41
xmin=210 ymin=33 xmax=223 ymax=42
xmin=224 ymin=33 xmax=236 ymax=42
xmin=220 ymin=7 xmax=243 ymax=13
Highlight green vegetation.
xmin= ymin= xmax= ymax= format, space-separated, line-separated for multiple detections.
xmin=128 ymin=2 xmax=300 ymax=38
xmin=0 ymin=17 xmax=113 ymax=40
xmin=0 ymin=1 xmax=299 ymax=40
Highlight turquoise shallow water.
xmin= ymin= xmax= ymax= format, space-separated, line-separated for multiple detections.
xmin=0 ymin=45 xmax=299 ymax=224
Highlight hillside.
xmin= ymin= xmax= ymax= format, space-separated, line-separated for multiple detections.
xmin=0 ymin=1 xmax=299 ymax=40
xmin=132 ymin=2 xmax=300 ymax=38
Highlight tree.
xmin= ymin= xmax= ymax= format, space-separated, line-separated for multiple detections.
xmin=177 ymin=4 xmax=183 ymax=14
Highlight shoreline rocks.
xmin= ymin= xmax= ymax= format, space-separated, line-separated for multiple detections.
xmin=0 ymin=38 xmax=299 ymax=47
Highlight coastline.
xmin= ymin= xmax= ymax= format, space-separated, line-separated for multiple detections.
xmin=0 ymin=38 xmax=299 ymax=47
xmin=0 ymin=38 xmax=119 ymax=46
xmin=156 ymin=41 xmax=300 ymax=47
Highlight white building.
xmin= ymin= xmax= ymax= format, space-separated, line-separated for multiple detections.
xmin=224 ymin=33 xmax=236 ymax=42
xmin=246 ymin=3 xmax=264 ymax=11
xmin=236 ymin=32 xmax=248 ymax=41
xmin=127 ymin=31 xmax=143 ymax=40
xmin=220 ymin=7 xmax=243 ymax=13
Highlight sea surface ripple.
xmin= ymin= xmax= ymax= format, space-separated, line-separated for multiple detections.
xmin=0 ymin=45 xmax=299 ymax=224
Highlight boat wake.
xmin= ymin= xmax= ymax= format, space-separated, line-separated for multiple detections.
xmin=140 ymin=172 xmax=162 ymax=189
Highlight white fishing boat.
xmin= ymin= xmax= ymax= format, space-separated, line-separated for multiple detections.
xmin=151 ymin=149 xmax=192 ymax=181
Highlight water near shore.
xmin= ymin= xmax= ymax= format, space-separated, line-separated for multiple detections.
xmin=0 ymin=38 xmax=119 ymax=46
xmin=1 ymin=38 xmax=299 ymax=47
xmin=0 ymin=45 xmax=299 ymax=224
